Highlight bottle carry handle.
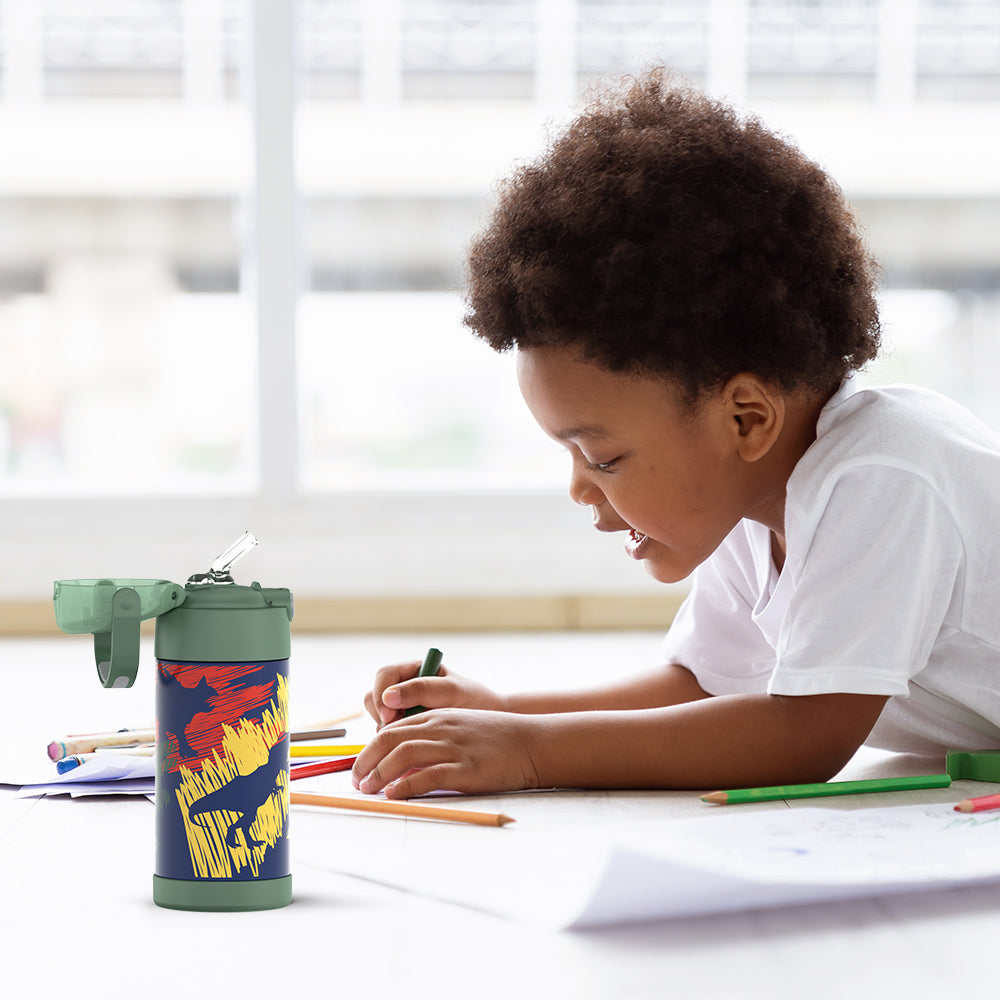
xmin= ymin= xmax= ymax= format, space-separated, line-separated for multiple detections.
xmin=52 ymin=578 xmax=184 ymax=689
xmin=93 ymin=587 xmax=141 ymax=688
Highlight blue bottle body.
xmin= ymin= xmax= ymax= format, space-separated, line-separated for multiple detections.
xmin=155 ymin=657 xmax=290 ymax=884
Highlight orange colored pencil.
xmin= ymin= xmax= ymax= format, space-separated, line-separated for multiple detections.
xmin=289 ymin=791 xmax=514 ymax=827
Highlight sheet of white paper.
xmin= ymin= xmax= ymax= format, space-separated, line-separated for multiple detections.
xmin=568 ymin=803 xmax=1000 ymax=926
xmin=12 ymin=753 xmax=155 ymax=797
xmin=306 ymin=802 xmax=1000 ymax=929
xmin=16 ymin=777 xmax=155 ymax=798
xmin=69 ymin=779 xmax=154 ymax=797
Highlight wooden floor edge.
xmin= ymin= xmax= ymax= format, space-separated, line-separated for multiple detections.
xmin=1 ymin=592 xmax=685 ymax=637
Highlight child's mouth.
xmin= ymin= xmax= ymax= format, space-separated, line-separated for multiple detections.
xmin=625 ymin=529 xmax=649 ymax=559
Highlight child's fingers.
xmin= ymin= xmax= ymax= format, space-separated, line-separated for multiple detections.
xmin=354 ymin=736 xmax=445 ymax=794
xmin=370 ymin=660 xmax=423 ymax=726
xmin=383 ymin=762 xmax=465 ymax=800
xmin=380 ymin=674 xmax=451 ymax=712
xmin=351 ymin=723 xmax=411 ymax=789
xmin=363 ymin=686 xmax=399 ymax=728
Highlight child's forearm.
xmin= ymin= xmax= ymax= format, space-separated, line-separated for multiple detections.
xmin=520 ymin=690 xmax=888 ymax=790
xmin=503 ymin=662 xmax=711 ymax=714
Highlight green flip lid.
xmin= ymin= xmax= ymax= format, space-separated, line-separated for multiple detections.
xmin=154 ymin=581 xmax=293 ymax=663
xmin=52 ymin=532 xmax=292 ymax=687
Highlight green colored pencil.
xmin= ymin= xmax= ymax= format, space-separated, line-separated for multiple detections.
xmin=402 ymin=647 xmax=443 ymax=717
xmin=700 ymin=773 xmax=952 ymax=805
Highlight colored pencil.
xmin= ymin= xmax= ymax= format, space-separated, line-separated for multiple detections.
xmin=700 ymin=773 xmax=952 ymax=805
xmin=56 ymin=755 xmax=89 ymax=774
xmin=402 ymin=647 xmax=444 ymax=717
xmin=57 ymin=746 xmax=157 ymax=773
xmin=51 ymin=724 xmax=345 ymax=759
xmin=954 ymin=792 xmax=1000 ymax=813
xmin=302 ymin=711 xmax=364 ymax=726
xmin=289 ymin=744 xmax=366 ymax=758
xmin=48 ymin=728 xmax=157 ymax=761
xmin=52 ymin=727 xmax=351 ymax=762
xmin=289 ymin=791 xmax=514 ymax=827
xmin=289 ymin=756 xmax=358 ymax=780
xmin=290 ymin=728 xmax=347 ymax=742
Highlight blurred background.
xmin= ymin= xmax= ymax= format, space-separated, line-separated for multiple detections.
xmin=1 ymin=0 xmax=998 ymax=630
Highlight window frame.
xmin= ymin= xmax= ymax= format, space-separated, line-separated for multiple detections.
xmin=1 ymin=1 xmax=665 ymax=607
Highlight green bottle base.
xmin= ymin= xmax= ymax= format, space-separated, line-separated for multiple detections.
xmin=153 ymin=874 xmax=292 ymax=911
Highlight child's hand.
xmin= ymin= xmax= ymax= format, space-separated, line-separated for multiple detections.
xmin=363 ymin=659 xmax=508 ymax=729
xmin=352 ymin=709 xmax=540 ymax=798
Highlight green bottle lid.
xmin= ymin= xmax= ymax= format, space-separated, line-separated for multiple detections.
xmin=154 ymin=581 xmax=293 ymax=663
xmin=52 ymin=534 xmax=291 ymax=683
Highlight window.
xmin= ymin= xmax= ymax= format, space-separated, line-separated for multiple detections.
xmin=3 ymin=0 xmax=1000 ymax=612
xmin=0 ymin=0 xmax=254 ymax=495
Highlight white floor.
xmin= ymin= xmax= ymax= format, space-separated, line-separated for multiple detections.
xmin=3 ymin=631 xmax=998 ymax=999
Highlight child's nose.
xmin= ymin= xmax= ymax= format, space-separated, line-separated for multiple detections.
xmin=568 ymin=461 xmax=606 ymax=508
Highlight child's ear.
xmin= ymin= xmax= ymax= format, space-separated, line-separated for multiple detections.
xmin=723 ymin=375 xmax=785 ymax=463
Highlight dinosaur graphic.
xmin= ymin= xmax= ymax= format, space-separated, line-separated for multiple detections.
xmin=161 ymin=672 xmax=218 ymax=760
xmin=186 ymin=741 xmax=287 ymax=850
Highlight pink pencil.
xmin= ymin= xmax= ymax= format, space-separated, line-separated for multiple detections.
xmin=954 ymin=792 xmax=1000 ymax=813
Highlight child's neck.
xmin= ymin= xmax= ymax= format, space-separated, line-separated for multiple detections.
xmin=747 ymin=387 xmax=833 ymax=559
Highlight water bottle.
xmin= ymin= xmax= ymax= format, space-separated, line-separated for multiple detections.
xmin=53 ymin=532 xmax=294 ymax=911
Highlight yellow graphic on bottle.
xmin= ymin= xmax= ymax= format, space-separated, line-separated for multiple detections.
xmin=174 ymin=674 xmax=289 ymax=879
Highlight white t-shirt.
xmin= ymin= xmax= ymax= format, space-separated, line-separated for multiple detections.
xmin=661 ymin=380 xmax=1000 ymax=754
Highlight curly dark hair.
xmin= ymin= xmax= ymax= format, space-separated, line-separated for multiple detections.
xmin=463 ymin=68 xmax=881 ymax=403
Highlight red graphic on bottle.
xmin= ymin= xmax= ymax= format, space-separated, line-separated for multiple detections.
xmin=157 ymin=661 xmax=281 ymax=771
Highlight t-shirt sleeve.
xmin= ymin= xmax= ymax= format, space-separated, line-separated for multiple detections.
xmin=768 ymin=463 xmax=965 ymax=697
xmin=661 ymin=525 xmax=779 ymax=695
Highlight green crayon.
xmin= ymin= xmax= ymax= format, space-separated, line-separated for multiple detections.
xmin=402 ymin=647 xmax=443 ymax=718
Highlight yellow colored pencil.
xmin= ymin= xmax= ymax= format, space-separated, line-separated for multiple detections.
xmin=289 ymin=791 xmax=514 ymax=827
xmin=289 ymin=744 xmax=366 ymax=758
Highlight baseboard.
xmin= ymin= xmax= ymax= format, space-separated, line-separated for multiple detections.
xmin=2 ymin=592 xmax=684 ymax=637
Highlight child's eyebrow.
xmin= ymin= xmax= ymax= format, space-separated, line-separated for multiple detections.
xmin=555 ymin=424 xmax=610 ymax=442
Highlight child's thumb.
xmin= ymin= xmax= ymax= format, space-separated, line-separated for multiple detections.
xmin=383 ymin=678 xmax=446 ymax=712
xmin=382 ymin=685 xmax=406 ymax=708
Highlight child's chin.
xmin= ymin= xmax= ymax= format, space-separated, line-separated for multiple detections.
xmin=641 ymin=558 xmax=691 ymax=586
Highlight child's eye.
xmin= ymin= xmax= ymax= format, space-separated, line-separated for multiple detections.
xmin=587 ymin=457 xmax=621 ymax=473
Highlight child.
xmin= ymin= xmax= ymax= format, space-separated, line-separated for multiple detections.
xmin=353 ymin=67 xmax=1000 ymax=800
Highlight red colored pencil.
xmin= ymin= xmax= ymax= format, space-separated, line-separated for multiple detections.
xmin=289 ymin=756 xmax=358 ymax=780
xmin=954 ymin=792 xmax=1000 ymax=813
